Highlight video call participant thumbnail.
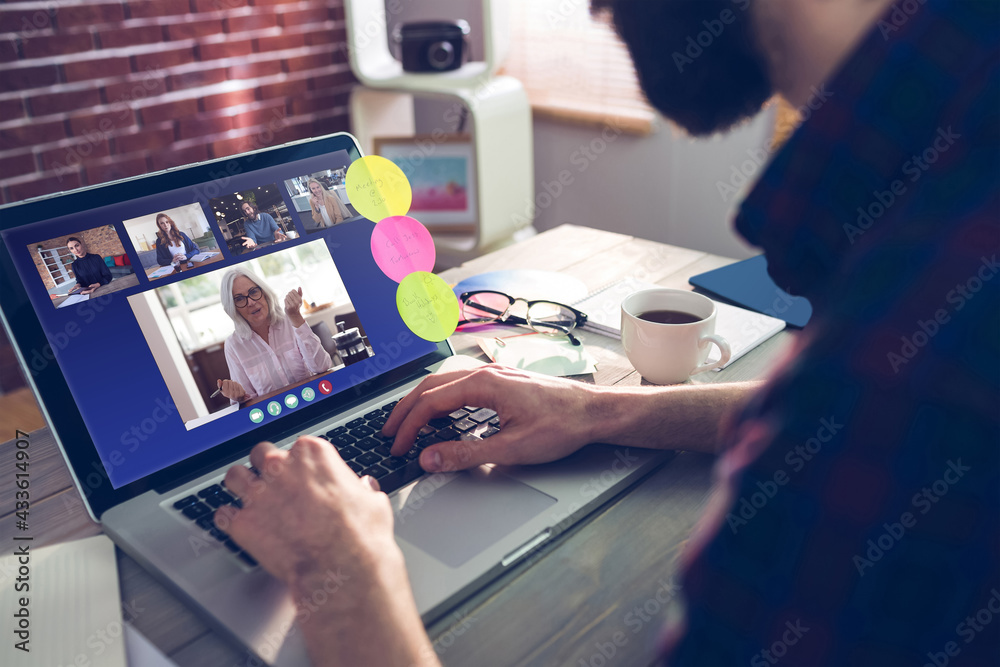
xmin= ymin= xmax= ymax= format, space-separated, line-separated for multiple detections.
xmin=308 ymin=179 xmax=351 ymax=228
xmin=240 ymin=202 xmax=287 ymax=249
xmin=216 ymin=267 xmax=333 ymax=403
xmin=67 ymin=236 xmax=112 ymax=294
xmin=154 ymin=213 xmax=200 ymax=267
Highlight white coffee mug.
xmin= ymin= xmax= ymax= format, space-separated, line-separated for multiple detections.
xmin=621 ymin=289 xmax=732 ymax=385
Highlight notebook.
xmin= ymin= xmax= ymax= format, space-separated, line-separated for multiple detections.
xmin=688 ymin=255 xmax=812 ymax=328
xmin=573 ymin=277 xmax=786 ymax=369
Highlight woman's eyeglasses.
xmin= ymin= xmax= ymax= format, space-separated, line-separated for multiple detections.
xmin=458 ymin=290 xmax=588 ymax=345
xmin=234 ymin=286 xmax=263 ymax=308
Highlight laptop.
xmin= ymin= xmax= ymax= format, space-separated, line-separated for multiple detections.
xmin=0 ymin=132 xmax=669 ymax=665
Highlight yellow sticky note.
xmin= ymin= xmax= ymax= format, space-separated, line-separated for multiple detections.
xmin=396 ymin=271 xmax=459 ymax=342
xmin=345 ymin=155 xmax=412 ymax=222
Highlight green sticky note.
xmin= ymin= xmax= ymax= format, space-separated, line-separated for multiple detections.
xmin=396 ymin=271 xmax=460 ymax=342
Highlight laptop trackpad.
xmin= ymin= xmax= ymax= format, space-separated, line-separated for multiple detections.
xmin=394 ymin=468 xmax=557 ymax=568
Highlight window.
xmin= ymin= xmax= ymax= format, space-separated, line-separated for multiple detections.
xmin=502 ymin=0 xmax=656 ymax=135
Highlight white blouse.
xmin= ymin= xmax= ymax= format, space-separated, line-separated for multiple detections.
xmin=223 ymin=318 xmax=333 ymax=402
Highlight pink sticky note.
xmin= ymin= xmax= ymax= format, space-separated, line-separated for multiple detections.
xmin=370 ymin=215 xmax=436 ymax=283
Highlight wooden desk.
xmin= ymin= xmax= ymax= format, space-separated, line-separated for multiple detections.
xmin=0 ymin=225 xmax=793 ymax=666
xmin=144 ymin=252 xmax=225 ymax=280
xmin=50 ymin=272 xmax=140 ymax=308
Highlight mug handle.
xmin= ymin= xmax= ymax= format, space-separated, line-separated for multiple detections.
xmin=691 ymin=334 xmax=732 ymax=375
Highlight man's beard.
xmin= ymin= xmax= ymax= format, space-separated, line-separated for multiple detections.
xmin=595 ymin=0 xmax=773 ymax=136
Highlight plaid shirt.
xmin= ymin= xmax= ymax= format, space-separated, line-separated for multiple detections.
xmin=664 ymin=1 xmax=999 ymax=665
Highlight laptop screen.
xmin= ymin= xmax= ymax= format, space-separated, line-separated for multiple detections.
xmin=0 ymin=133 xmax=442 ymax=498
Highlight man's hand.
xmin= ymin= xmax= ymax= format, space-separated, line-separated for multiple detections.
xmin=384 ymin=365 xmax=605 ymax=472
xmin=242 ymin=236 xmax=257 ymax=249
xmin=217 ymin=378 xmax=246 ymax=402
xmin=215 ymin=438 xmax=438 ymax=666
xmin=284 ymin=287 xmax=305 ymax=326
xmin=275 ymin=231 xmax=288 ymax=242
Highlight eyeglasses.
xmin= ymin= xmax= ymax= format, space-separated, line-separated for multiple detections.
xmin=234 ymin=286 xmax=263 ymax=308
xmin=458 ymin=290 xmax=588 ymax=345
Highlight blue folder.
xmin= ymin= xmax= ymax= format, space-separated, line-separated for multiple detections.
xmin=689 ymin=255 xmax=813 ymax=328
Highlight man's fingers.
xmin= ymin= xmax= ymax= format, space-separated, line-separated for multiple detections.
xmin=224 ymin=464 xmax=256 ymax=499
xmin=419 ymin=435 xmax=516 ymax=473
xmin=360 ymin=475 xmax=380 ymax=492
xmin=389 ymin=373 xmax=498 ymax=456
xmin=249 ymin=441 xmax=284 ymax=478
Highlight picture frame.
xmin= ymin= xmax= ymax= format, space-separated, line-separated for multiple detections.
xmin=373 ymin=134 xmax=477 ymax=233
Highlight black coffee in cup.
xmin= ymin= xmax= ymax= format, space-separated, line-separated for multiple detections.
xmin=637 ymin=309 xmax=703 ymax=325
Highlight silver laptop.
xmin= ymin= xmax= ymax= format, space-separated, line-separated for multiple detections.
xmin=0 ymin=132 xmax=669 ymax=665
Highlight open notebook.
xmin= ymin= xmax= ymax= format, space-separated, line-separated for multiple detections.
xmin=574 ymin=277 xmax=786 ymax=369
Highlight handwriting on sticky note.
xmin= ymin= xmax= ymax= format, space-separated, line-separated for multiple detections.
xmin=345 ymin=155 xmax=412 ymax=222
xmin=396 ymin=271 xmax=459 ymax=342
xmin=371 ymin=215 xmax=435 ymax=282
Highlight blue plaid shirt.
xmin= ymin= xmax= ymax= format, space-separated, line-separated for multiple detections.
xmin=665 ymin=0 xmax=999 ymax=664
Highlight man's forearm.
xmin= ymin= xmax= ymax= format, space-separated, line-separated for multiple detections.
xmin=588 ymin=381 xmax=762 ymax=454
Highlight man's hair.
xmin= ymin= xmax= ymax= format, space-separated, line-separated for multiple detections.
xmin=591 ymin=0 xmax=772 ymax=136
xmin=66 ymin=236 xmax=81 ymax=245
xmin=219 ymin=266 xmax=283 ymax=339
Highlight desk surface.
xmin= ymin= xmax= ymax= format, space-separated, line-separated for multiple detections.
xmin=144 ymin=252 xmax=225 ymax=279
xmin=0 ymin=225 xmax=793 ymax=666
xmin=50 ymin=272 xmax=140 ymax=308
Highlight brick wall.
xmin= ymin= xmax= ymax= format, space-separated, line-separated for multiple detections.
xmin=0 ymin=0 xmax=355 ymax=205
xmin=30 ymin=224 xmax=126 ymax=289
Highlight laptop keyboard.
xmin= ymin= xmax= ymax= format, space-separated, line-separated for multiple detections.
xmin=169 ymin=399 xmax=501 ymax=568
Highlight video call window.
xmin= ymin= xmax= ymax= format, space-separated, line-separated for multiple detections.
xmin=283 ymin=168 xmax=364 ymax=234
xmin=127 ymin=240 xmax=373 ymax=430
xmin=27 ymin=224 xmax=138 ymax=310
xmin=208 ymin=184 xmax=297 ymax=257
xmin=120 ymin=203 xmax=224 ymax=282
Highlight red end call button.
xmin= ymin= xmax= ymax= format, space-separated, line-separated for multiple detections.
xmin=318 ymin=380 xmax=333 ymax=395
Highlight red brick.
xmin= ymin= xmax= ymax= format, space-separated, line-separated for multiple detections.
xmin=305 ymin=26 xmax=345 ymax=47
xmin=201 ymin=88 xmax=256 ymax=111
xmin=56 ymin=4 xmax=126 ymax=29
xmin=249 ymin=0 xmax=302 ymax=6
xmin=0 ymin=97 xmax=26 ymax=121
xmin=38 ymin=138 xmax=112 ymax=172
xmin=64 ymin=57 xmax=132 ymax=83
xmin=277 ymin=7 xmax=331 ymax=28
xmin=308 ymin=69 xmax=355 ymax=91
xmin=29 ymin=88 xmax=100 ymax=116
xmin=166 ymin=18 xmax=225 ymax=41
xmin=0 ymin=119 xmax=67 ymax=151
xmin=194 ymin=0 xmax=249 ymax=12
xmin=103 ymin=76 xmax=169 ymax=105
xmin=7 ymin=172 xmax=83 ymax=203
xmin=198 ymin=39 xmax=254 ymax=61
xmin=258 ymin=79 xmax=297 ymax=100
xmin=132 ymin=46 xmax=197 ymax=72
xmin=149 ymin=143 xmax=209 ymax=171
xmin=22 ymin=31 xmax=94 ymax=59
xmin=0 ymin=152 xmax=36 ymax=180
xmin=290 ymin=91 xmax=348 ymax=115
xmin=0 ymin=64 xmax=59 ymax=92
xmin=167 ymin=68 xmax=228 ymax=91
xmin=128 ymin=0 xmax=191 ymax=19
xmin=285 ymin=49 xmax=335 ymax=73
xmin=231 ymin=102 xmax=286 ymax=129
xmin=0 ymin=37 xmax=19 ymax=63
xmin=177 ymin=114 xmax=234 ymax=139
xmin=85 ymin=156 xmax=149 ymax=186
xmin=113 ymin=124 xmax=176 ymax=154
xmin=0 ymin=8 xmax=56 ymax=33
xmin=99 ymin=25 xmax=164 ymax=49
xmin=254 ymin=33 xmax=305 ymax=53
xmin=68 ymin=109 xmax=137 ymax=138
xmin=140 ymin=98 xmax=199 ymax=124
xmin=228 ymin=59 xmax=283 ymax=79
xmin=225 ymin=13 xmax=278 ymax=32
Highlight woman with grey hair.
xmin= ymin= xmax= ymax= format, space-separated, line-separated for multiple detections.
xmin=216 ymin=266 xmax=333 ymax=403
